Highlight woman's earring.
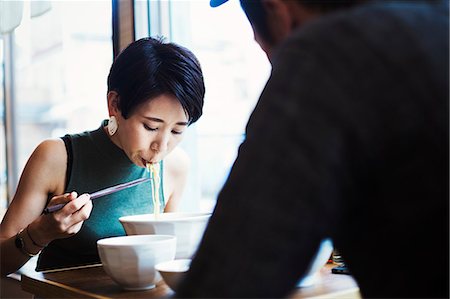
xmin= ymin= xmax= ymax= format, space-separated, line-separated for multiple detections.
xmin=108 ymin=116 xmax=118 ymax=136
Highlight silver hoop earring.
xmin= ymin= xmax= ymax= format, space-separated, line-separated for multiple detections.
xmin=108 ymin=116 xmax=118 ymax=136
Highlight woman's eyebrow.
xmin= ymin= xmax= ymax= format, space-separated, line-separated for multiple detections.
xmin=144 ymin=116 xmax=188 ymax=126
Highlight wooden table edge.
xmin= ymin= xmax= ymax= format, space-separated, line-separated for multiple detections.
xmin=305 ymin=287 xmax=361 ymax=299
xmin=21 ymin=264 xmax=108 ymax=299
xmin=21 ymin=263 xmax=361 ymax=299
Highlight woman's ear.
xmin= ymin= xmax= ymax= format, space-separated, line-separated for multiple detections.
xmin=106 ymin=91 xmax=120 ymax=116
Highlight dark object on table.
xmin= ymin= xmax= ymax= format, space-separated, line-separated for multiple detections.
xmin=332 ymin=265 xmax=351 ymax=275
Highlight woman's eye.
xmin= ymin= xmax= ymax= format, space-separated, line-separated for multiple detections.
xmin=144 ymin=124 xmax=157 ymax=131
xmin=172 ymin=130 xmax=183 ymax=135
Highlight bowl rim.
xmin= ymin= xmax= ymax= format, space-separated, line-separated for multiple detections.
xmin=119 ymin=212 xmax=211 ymax=223
xmin=97 ymin=234 xmax=176 ymax=247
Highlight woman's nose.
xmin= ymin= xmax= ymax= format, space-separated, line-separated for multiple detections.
xmin=150 ymin=134 xmax=169 ymax=153
xmin=150 ymin=143 xmax=159 ymax=152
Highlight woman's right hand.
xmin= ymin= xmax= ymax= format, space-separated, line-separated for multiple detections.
xmin=31 ymin=192 xmax=93 ymax=246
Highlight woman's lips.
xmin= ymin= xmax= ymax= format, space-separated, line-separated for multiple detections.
xmin=141 ymin=158 xmax=149 ymax=167
xmin=141 ymin=158 xmax=157 ymax=167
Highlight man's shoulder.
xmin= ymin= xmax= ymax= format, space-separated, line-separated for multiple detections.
xmin=273 ymin=0 xmax=447 ymax=67
xmin=283 ymin=0 xmax=447 ymax=46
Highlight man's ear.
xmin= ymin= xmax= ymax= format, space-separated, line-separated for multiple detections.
xmin=106 ymin=91 xmax=120 ymax=116
xmin=261 ymin=0 xmax=293 ymax=40
xmin=262 ymin=0 xmax=318 ymax=33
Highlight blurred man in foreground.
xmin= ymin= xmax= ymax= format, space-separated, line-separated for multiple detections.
xmin=176 ymin=0 xmax=449 ymax=297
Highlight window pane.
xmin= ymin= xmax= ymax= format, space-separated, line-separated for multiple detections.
xmin=12 ymin=1 xmax=112 ymax=183
xmin=168 ymin=1 xmax=271 ymax=211
xmin=0 ymin=38 xmax=6 ymax=215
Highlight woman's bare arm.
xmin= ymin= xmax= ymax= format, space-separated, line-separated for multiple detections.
xmin=0 ymin=139 xmax=93 ymax=276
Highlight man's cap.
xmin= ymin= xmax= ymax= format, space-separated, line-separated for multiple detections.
xmin=210 ymin=0 xmax=230 ymax=7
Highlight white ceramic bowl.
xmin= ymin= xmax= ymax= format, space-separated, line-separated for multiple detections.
xmin=97 ymin=234 xmax=176 ymax=290
xmin=155 ymin=259 xmax=191 ymax=291
xmin=153 ymin=239 xmax=333 ymax=291
xmin=297 ymin=238 xmax=334 ymax=287
xmin=119 ymin=212 xmax=211 ymax=259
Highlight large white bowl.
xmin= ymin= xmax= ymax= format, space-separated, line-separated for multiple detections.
xmin=297 ymin=238 xmax=334 ymax=287
xmin=155 ymin=259 xmax=191 ymax=291
xmin=119 ymin=212 xmax=211 ymax=259
xmin=97 ymin=234 xmax=176 ymax=290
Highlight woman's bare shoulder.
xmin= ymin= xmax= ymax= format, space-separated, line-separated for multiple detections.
xmin=33 ymin=138 xmax=67 ymax=170
xmin=163 ymin=147 xmax=190 ymax=212
xmin=164 ymin=147 xmax=190 ymax=178
xmin=20 ymin=138 xmax=68 ymax=196
xmin=34 ymin=138 xmax=67 ymax=158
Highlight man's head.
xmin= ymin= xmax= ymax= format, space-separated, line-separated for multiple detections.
xmin=211 ymin=0 xmax=361 ymax=60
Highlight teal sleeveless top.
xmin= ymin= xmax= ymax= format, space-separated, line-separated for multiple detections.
xmin=36 ymin=121 xmax=165 ymax=271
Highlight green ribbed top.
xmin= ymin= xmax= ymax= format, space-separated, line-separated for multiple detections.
xmin=37 ymin=122 xmax=164 ymax=271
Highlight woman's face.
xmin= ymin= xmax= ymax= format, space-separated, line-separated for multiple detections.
xmin=113 ymin=94 xmax=189 ymax=167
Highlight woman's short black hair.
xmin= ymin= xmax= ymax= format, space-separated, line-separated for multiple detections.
xmin=107 ymin=37 xmax=205 ymax=124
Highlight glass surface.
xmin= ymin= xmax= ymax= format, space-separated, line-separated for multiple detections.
xmin=0 ymin=38 xmax=6 ymax=213
xmin=5 ymin=1 xmax=112 ymax=206
xmin=168 ymin=1 xmax=271 ymax=211
xmin=13 ymin=1 xmax=112 ymax=180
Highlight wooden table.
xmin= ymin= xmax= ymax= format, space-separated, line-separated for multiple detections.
xmin=21 ymin=263 xmax=360 ymax=298
xmin=289 ymin=264 xmax=360 ymax=299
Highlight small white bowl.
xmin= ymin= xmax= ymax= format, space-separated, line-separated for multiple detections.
xmin=119 ymin=212 xmax=211 ymax=259
xmin=153 ymin=239 xmax=333 ymax=291
xmin=97 ymin=234 xmax=176 ymax=290
xmin=155 ymin=259 xmax=191 ymax=291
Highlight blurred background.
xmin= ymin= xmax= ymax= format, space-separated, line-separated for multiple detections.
xmin=0 ymin=0 xmax=270 ymax=217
